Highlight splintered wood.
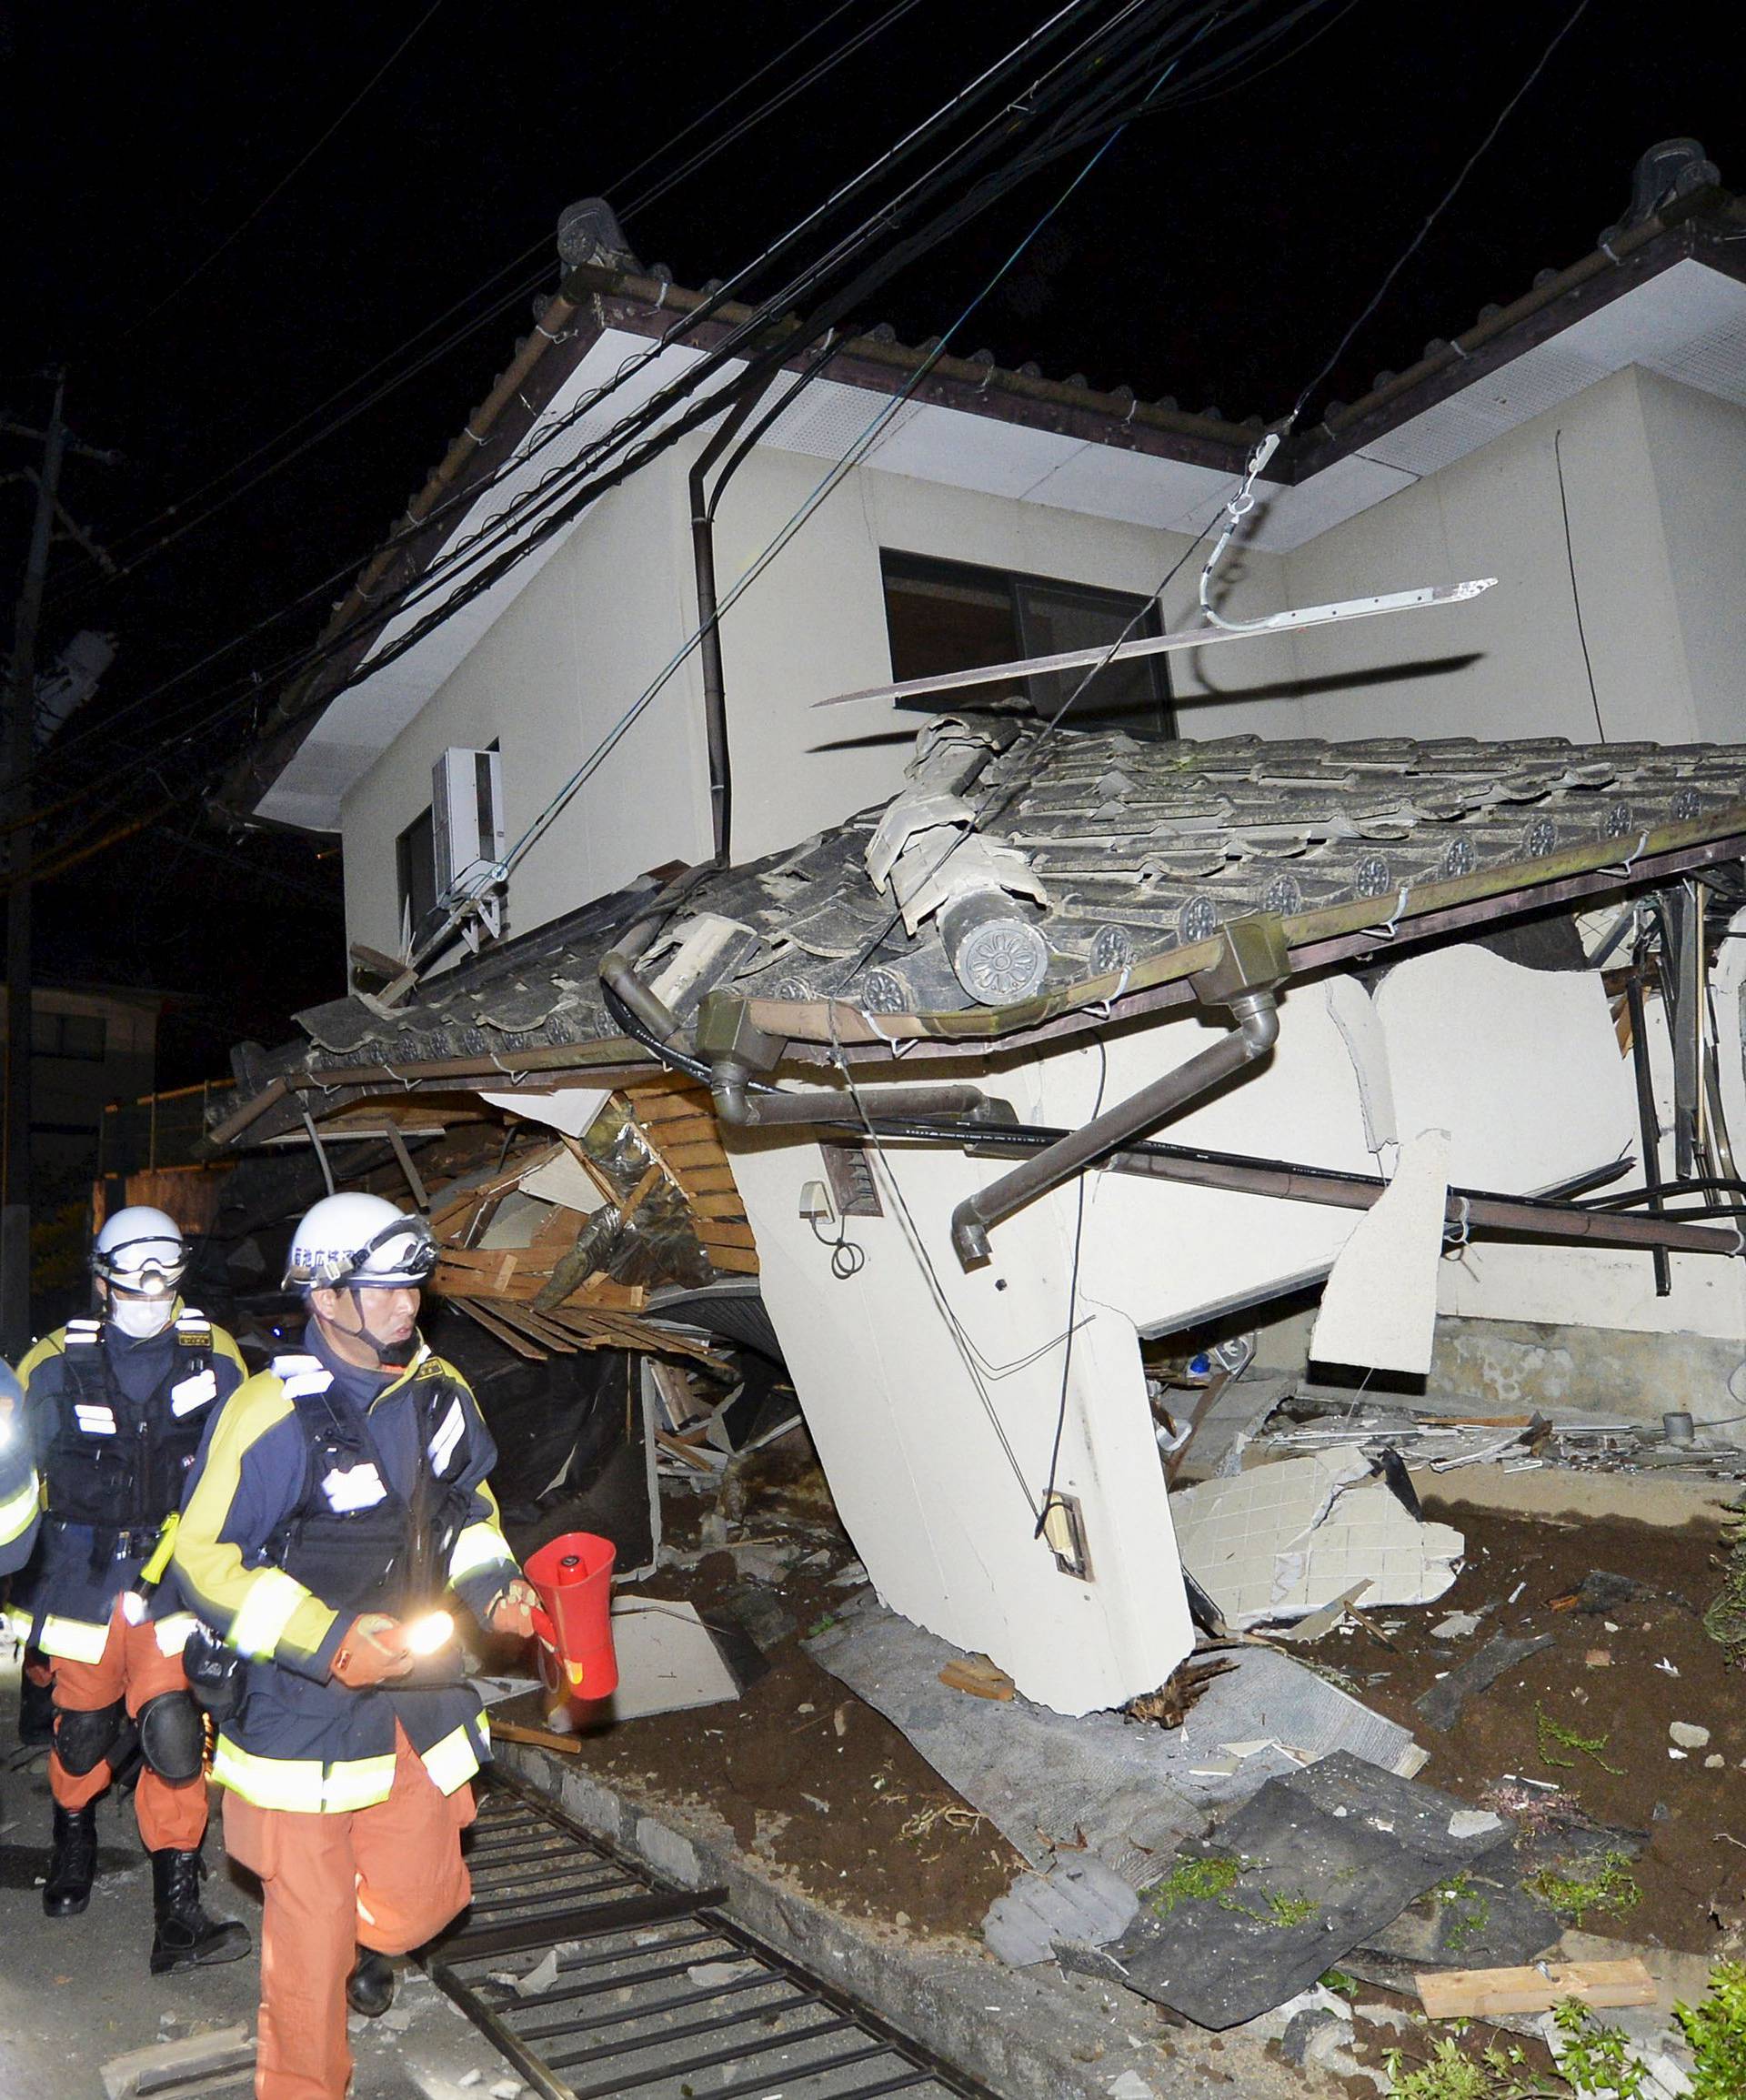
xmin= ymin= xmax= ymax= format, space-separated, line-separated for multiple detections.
xmin=426 ymin=1077 xmax=759 ymax=1359
xmin=622 ymin=1076 xmax=758 ymax=1275
xmin=1416 ymin=1958 xmax=1657 ymax=2019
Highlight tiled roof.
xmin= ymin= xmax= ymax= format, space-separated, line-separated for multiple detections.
xmin=223 ymin=718 xmax=1746 ymax=1142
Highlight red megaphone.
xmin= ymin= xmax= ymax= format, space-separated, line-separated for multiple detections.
xmin=524 ymin=1531 xmax=618 ymax=1702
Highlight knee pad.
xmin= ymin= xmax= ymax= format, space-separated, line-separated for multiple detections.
xmin=137 ymin=1692 xmax=206 ymax=1783
xmin=54 ymin=1699 xmax=126 ymax=1777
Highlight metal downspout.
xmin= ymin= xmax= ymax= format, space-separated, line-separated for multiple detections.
xmin=949 ymin=990 xmax=1279 ymax=1267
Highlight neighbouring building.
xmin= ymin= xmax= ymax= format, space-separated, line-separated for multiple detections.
xmin=0 ymin=980 xmax=161 ymax=1197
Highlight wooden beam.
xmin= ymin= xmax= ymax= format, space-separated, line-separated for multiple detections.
xmin=1417 ymin=1960 xmax=1656 ymax=2020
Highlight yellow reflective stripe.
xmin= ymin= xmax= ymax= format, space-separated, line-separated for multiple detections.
xmin=421 ymin=1717 xmax=486 ymax=1796
xmin=0 ymin=1472 xmax=38 ymax=1546
xmin=211 ymin=1736 xmax=399 ymax=1813
xmin=172 ymin=1374 xmax=329 ymax=1653
xmin=448 ymin=1522 xmax=515 ymax=1583
xmin=229 ymin=1569 xmax=313 ymax=1659
xmin=39 ymin=1613 xmax=111 ymax=1664
xmin=153 ymin=1612 xmax=198 ymax=1657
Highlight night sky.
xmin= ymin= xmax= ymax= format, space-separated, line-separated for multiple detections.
xmin=5 ymin=0 xmax=1741 ymax=1086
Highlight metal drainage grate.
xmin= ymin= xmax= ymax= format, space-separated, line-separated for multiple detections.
xmin=425 ymin=1772 xmax=998 ymax=2100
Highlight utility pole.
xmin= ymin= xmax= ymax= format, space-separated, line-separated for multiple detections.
xmin=2 ymin=375 xmax=114 ymax=1356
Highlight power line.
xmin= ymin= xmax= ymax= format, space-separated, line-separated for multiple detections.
xmin=14 ymin=0 xmax=1340 ymax=868
xmin=1288 ymin=0 xmax=1593 ymax=426
xmin=72 ymin=0 xmax=918 ymax=582
xmin=17 ymin=0 xmax=1163 ymax=807
xmin=115 ymin=3 xmax=450 ymax=347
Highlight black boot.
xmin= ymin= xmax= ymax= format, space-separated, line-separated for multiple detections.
xmin=147 ymin=1848 xmax=252 ymax=1974
xmin=346 ymin=1947 xmax=396 ymax=2017
xmin=18 ymin=1670 xmax=55 ymax=1747
xmin=43 ymin=1804 xmax=98 ymax=1916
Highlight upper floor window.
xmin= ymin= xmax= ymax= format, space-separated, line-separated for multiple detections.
xmin=396 ymin=805 xmax=437 ymax=952
xmin=881 ymin=551 xmax=1176 ymax=737
xmin=34 ymin=1010 xmax=107 ymax=1061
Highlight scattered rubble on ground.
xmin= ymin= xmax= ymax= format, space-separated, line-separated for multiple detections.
xmin=501 ymin=1370 xmax=1746 ymax=2095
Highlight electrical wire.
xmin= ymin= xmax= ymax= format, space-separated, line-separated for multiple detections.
xmin=9 ymin=0 xmax=1268 ymax=868
xmin=115 ymin=3 xmax=451 ymax=347
xmin=1037 ymin=1037 xmax=1107 ymax=1535
xmin=15 ymin=0 xmax=1349 ymax=882
xmin=1285 ymin=0 xmax=1594 ymax=428
xmin=67 ymin=0 xmax=922 ymax=586
xmin=403 ymin=42 xmax=1206 ymax=970
xmin=17 ymin=0 xmax=1157 ymax=807
xmin=1554 ymin=426 xmax=1606 ymax=742
xmin=821 ymin=1007 xmax=1044 ymax=1522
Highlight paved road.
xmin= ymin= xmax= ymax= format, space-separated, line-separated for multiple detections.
xmin=0 ymin=1645 xmax=523 ymax=2100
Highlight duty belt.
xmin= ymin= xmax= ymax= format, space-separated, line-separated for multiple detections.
xmin=48 ymin=1514 xmax=163 ymax=1561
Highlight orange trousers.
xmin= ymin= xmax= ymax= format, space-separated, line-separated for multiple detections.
xmin=223 ymin=1723 xmax=476 ymax=2100
xmin=50 ymin=1604 xmax=207 ymax=1854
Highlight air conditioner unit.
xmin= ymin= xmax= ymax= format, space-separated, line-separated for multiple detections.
xmin=432 ymin=747 xmax=506 ymax=950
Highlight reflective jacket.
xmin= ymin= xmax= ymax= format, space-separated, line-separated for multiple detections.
xmin=0 ymin=1361 xmax=39 ymax=1578
xmin=171 ymin=1326 xmax=521 ymax=1814
xmin=20 ymin=1311 xmax=246 ymax=1661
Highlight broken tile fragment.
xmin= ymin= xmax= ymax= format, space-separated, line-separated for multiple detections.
xmin=1169 ymin=1452 xmax=1462 ymax=1630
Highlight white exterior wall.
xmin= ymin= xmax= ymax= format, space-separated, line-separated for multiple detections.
xmin=1636 ymin=369 xmax=1746 ymax=742
xmin=1278 ymin=367 xmax=1699 ymax=746
xmin=336 ymin=359 xmax=1746 ymax=960
xmin=340 ymin=466 xmax=712 ymax=960
xmin=338 ymin=440 xmax=1297 ymax=955
xmin=728 ymin=944 xmax=1636 ymax=1713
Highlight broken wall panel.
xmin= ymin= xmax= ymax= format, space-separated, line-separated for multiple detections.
xmin=728 ymin=985 xmax=1386 ymax=1713
xmin=729 ymin=1110 xmax=1196 ymax=1717
xmin=1310 ymin=1127 xmax=1450 ymax=1375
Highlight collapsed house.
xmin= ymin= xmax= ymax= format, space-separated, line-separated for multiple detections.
xmin=185 ymin=141 xmax=1746 ymax=1724
xmin=208 ymin=711 xmax=1746 ymax=1716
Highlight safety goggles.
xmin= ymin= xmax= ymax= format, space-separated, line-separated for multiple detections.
xmin=310 ymin=1214 xmax=439 ymax=1291
xmin=93 ymin=1234 xmax=191 ymax=1294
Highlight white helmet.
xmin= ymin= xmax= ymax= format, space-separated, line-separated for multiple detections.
xmin=93 ymin=1206 xmax=191 ymax=1296
xmin=284 ymin=1192 xmax=437 ymax=1291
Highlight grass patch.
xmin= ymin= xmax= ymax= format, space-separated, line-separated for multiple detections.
xmin=1526 ymin=1849 xmax=1641 ymax=1927
xmin=1678 ymin=1957 xmax=1746 ymax=2100
xmin=1535 ymin=1703 xmax=1625 ymax=1777
xmin=1147 ymin=1853 xmax=1242 ymax=1914
xmin=1703 ymin=1504 xmax=1746 ymax=1665
xmin=1145 ymin=1854 xmax=1317 ymax=1928
xmin=1438 ymin=1870 xmax=1492 ymax=1953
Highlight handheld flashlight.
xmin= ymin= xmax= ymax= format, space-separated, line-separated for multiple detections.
xmin=404 ymin=1610 xmax=455 ymax=1656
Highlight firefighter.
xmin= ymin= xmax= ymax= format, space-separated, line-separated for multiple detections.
xmin=18 ymin=1205 xmax=251 ymax=1969
xmin=0 ymin=1359 xmax=38 ymax=1576
xmin=172 ymin=1191 xmax=537 ymax=2100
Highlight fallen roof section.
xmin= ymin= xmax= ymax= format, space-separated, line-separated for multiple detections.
xmin=215 ymin=718 xmax=1746 ymax=1148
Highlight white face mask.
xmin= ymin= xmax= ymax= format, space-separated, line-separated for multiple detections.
xmin=109 ymin=1294 xmax=174 ymax=1340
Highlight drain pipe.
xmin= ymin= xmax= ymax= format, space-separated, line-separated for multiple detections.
xmin=716 ymin=1076 xmax=997 ymax=1130
xmin=949 ymin=917 xmax=1290 ymax=1269
xmin=691 ymin=344 xmax=844 ymax=865
xmin=689 ymin=388 xmax=766 ymax=865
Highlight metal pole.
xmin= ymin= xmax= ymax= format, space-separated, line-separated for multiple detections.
xmin=3 ymin=371 xmax=66 ymax=1355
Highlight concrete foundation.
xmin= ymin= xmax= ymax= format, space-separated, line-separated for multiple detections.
xmin=1428 ymin=1315 xmax=1744 ymax=1426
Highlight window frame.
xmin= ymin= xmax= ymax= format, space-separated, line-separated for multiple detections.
xmin=396 ymin=804 xmax=438 ymax=951
xmin=879 ymin=548 xmax=1176 ymax=738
